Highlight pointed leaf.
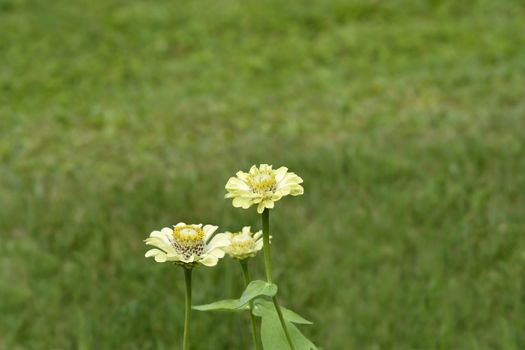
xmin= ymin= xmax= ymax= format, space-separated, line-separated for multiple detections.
xmin=258 ymin=301 xmax=319 ymax=350
xmin=239 ymin=280 xmax=278 ymax=307
xmin=260 ymin=306 xmax=290 ymax=350
xmin=287 ymin=321 xmax=318 ymax=350
xmin=253 ymin=300 xmax=313 ymax=325
xmin=193 ymin=299 xmax=248 ymax=312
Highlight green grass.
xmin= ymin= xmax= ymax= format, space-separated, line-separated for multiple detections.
xmin=1 ymin=0 xmax=525 ymax=349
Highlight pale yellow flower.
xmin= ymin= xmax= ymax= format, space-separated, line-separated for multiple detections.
xmin=145 ymin=223 xmax=229 ymax=267
xmin=225 ymin=164 xmax=304 ymax=213
xmin=224 ymin=226 xmax=264 ymax=260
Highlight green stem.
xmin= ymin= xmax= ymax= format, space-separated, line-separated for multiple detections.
xmin=183 ymin=268 xmax=192 ymax=350
xmin=240 ymin=260 xmax=262 ymax=350
xmin=262 ymin=209 xmax=273 ymax=283
xmin=261 ymin=209 xmax=296 ymax=350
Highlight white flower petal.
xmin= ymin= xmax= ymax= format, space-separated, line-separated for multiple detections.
xmin=225 ymin=177 xmax=250 ymax=191
xmin=257 ymin=202 xmax=266 ymax=214
xmin=203 ymin=224 xmax=219 ymax=242
xmin=145 ymin=249 xmax=168 ymax=263
xmin=233 ymin=197 xmax=253 ymax=209
xmin=199 ymin=254 xmax=219 ymax=266
xmin=179 ymin=254 xmax=194 ymax=263
xmin=271 ymin=193 xmax=284 ymax=201
xmin=144 ymin=237 xmax=176 ymax=254
xmin=160 ymin=227 xmax=173 ymax=236
xmin=290 ymin=185 xmax=304 ymax=196
xmin=264 ymin=200 xmax=274 ymax=209
xmin=206 ymin=233 xmax=230 ymax=251
xmin=155 ymin=254 xmax=167 ymax=263
xmin=207 ymin=248 xmax=226 ymax=258
xmin=145 ymin=248 xmax=164 ymax=258
xmin=236 ymin=171 xmax=250 ymax=182
xmin=150 ymin=230 xmax=172 ymax=245
xmin=166 ymin=251 xmax=182 ymax=261
xmin=260 ymin=164 xmax=272 ymax=171
xmin=274 ymin=166 xmax=288 ymax=182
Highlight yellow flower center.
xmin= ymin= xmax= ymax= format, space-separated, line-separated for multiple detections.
xmin=247 ymin=170 xmax=277 ymax=195
xmin=231 ymin=233 xmax=255 ymax=251
xmin=172 ymin=225 xmax=205 ymax=258
xmin=228 ymin=232 xmax=256 ymax=259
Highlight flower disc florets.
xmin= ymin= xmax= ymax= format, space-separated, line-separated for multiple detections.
xmin=145 ymin=223 xmax=229 ymax=267
xmin=225 ymin=164 xmax=304 ymax=213
xmin=172 ymin=225 xmax=205 ymax=258
xmin=246 ymin=169 xmax=277 ymax=195
xmin=224 ymin=226 xmax=263 ymax=260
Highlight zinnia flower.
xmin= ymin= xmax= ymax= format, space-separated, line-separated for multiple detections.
xmin=224 ymin=226 xmax=264 ymax=260
xmin=225 ymin=164 xmax=304 ymax=213
xmin=145 ymin=223 xmax=229 ymax=267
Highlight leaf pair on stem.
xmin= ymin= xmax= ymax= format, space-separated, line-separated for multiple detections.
xmin=195 ymin=280 xmax=318 ymax=350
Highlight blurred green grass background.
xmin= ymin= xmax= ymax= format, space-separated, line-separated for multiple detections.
xmin=1 ymin=0 xmax=525 ymax=349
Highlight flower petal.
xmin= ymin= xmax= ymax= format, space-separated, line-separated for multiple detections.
xmin=257 ymin=202 xmax=266 ymax=214
xmin=203 ymin=224 xmax=218 ymax=242
xmin=236 ymin=171 xmax=250 ymax=182
xmin=144 ymin=237 xmax=176 ymax=254
xmin=199 ymin=254 xmax=219 ymax=266
xmin=260 ymin=164 xmax=272 ymax=171
xmin=233 ymin=197 xmax=253 ymax=209
xmin=160 ymin=227 xmax=173 ymax=236
xmin=274 ymin=166 xmax=288 ymax=182
xmin=145 ymin=248 xmax=168 ymax=263
xmin=263 ymin=200 xmax=275 ymax=209
xmin=290 ymin=185 xmax=304 ymax=196
xmin=145 ymin=248 xmax=163 ymax=257
xmin=225 ymin=177 xmax=250 ymax=191
xmin=207 ymin=248 xmax=226 ymax=259
xmin=166 ymin=251 xmax=182 ymax=261
xmin=179 ymin=254 xmax=195 ymax=263
xmin=150 ymin=228 xmax=174 ymax=247
xmin=206 ymin=233 xmax=230 ymax=251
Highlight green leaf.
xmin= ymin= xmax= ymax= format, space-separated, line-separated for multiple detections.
xmin=193 ymin=299 xmax=248 ymax=312
xmin=287 ymin=321 xmax=318 ymax=350
xmin=258 ymin=302 xmax=319 ymax=350
xmin=239 ymin=280 xmax=278 ymax=307
xmin=260 ymin=306 xmax=290 ymax=350
xmin=253 ymin=300 xmax=313 ymax=325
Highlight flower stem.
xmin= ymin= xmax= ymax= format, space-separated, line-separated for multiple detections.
xmin=240 ymin=260 xmax=262 ymax=350
xmin=261 ymin=209 xmax=296 ymax=350
xmin=183 ymin=267 xmax=192 ymax=350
